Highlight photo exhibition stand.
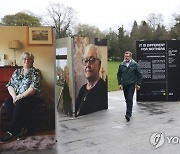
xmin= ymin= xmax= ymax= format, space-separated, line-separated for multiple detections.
xmin=56 ymin=37 xmax=108 ymax=117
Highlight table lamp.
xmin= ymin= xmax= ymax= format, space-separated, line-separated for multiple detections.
xmin=8 ymin=40 xmax=20 ymax=66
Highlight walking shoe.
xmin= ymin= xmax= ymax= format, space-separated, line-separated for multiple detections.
xmin=125 ymin=115 xmax=130 ymax=122
xmin=0 ymin=131 xmax=16 ymax=143
xmin=17 ymin=127 xmax=28 ymax=141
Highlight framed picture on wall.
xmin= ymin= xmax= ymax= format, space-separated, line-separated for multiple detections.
xmin=28 ymin=27 xmax=53 ymax=45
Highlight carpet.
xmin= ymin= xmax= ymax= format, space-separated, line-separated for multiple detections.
xmin=0 ymin=135 xmax=56 ymax=152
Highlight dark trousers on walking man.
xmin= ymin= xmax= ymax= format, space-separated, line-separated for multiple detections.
xmin=117 ymin=51 xmax=142 ymax=122
xmin=123 ymin=84 xmax=135 ymax=119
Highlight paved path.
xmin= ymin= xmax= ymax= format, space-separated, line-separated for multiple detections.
xmin=56 ymin=90 xmax=180 ymax=154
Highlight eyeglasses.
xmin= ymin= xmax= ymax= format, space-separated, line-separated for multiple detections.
xmin=23 ymin=58 xmax=31 ymax=61
xmin=82 ymin=57 xmax=100 ymax=66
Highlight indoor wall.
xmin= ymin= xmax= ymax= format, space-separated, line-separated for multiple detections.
xmin=0 ymin=26 xmax=55 ymax=109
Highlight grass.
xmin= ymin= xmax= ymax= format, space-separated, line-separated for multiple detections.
xmin=107 ymin=61 xmax=120 ymax=92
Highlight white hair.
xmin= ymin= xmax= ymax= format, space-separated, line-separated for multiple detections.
xmin=84 ymin=44 xmax=102 ymax=60
xmin=20 ymin=51 xmax=34 ymax=64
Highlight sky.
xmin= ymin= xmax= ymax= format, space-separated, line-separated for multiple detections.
xmin=0 ymin=0 xmax=179 ymax=32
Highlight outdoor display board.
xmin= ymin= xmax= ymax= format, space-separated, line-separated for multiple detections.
xmin=167 ymin=40 xmax=180 ymax=101
xmin=56 ymin=37 xmax=108 ymax=117
xmin=136 ymin=40 xmax=180 ymax=101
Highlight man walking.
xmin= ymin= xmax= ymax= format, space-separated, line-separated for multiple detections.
xmin=117 ymin=51 xmax=142 ymax=121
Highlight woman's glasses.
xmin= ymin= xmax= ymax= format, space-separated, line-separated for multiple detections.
xmin=82 ymin=57 xmax=100 ymax=66
xmin=23 ymin=58 xmax=31 ymax=61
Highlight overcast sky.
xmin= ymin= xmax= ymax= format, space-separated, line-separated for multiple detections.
xmin=0 ymin=0 xmax=179 ymax=31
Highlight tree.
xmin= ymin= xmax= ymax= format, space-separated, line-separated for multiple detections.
xmin=154 ymin=25 xmax=169 ymax=40
xmin=147 ymin=13 xmax=165 ymax=39
xmin=44 ymin=3 xmax=77 ymax=38
xmin=130 ymin=21 xmax=139 ymax=39
xmin=106 ymin=29 xmax=119 ymax=60
xmin=1 ymin=12 xmax=41 ymax=26
xmin=118 ymin=25 xmax=125 ymax=55
xmin=138 ymin=21 xmax=153 ymax=40
xmin=74 ymin=24 xmax=105 ymax=38
xmin=169 ymin=14 xmax=180 ymax=39
xmin=130 ymin=20 xmax=140 ymax=53
xmin=118 ymin=25 xmax=131 ymax=59
xmin=147 ymin=13 xmax=164 ymax=30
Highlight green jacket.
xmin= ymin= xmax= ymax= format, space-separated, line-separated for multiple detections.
xmin=117 ymin=60 xmax=142 ymax=86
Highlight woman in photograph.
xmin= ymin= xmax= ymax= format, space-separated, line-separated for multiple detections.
xmin=0 ymin=51 xmax=42 ymax=143
xmin=75 ymin=44 xmax=108 ymax=116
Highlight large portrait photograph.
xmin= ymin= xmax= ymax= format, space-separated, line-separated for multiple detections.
xmin=0 ymin=26 xmax=55 ymax=152
xmin=56 ymin=37 xmax=108 ymax=117
xmin=74 ymin=37 xmax=108 ymax=117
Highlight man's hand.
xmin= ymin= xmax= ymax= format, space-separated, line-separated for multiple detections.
xmin=136 ymin=85 xmax=140 ymax=91
xmin=118 ymin=85 xmax=123 ymax=90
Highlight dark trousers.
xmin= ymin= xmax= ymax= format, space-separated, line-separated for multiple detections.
xmin=4 ymin=96 xmax=39 ymax=135
xmin=123 ymin=84 xmax=135 ymax=117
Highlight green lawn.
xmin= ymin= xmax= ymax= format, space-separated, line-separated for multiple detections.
xmin=107 ymin=61 xmax=120 ymax=92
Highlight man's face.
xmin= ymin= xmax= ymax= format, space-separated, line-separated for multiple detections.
xmin=83 ymin=49 xmax=101 ymax=81
xmin=124 ymin=53 xmax=131 ymax=62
